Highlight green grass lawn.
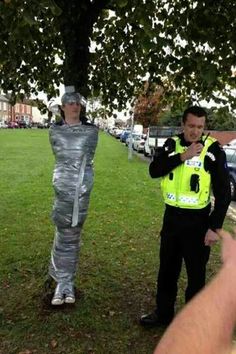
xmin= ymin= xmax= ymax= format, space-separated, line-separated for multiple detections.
xmin=0 ymin=129 xmax=234 ymax=354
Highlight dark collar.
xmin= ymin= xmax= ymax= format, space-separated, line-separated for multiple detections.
xmin=55 ymin=115 xmax=91 ymax=126
xmin=178 ymin=133 xmax=204 ymax=146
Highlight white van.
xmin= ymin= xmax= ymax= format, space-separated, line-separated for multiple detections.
xmin=133 ymin=124 xmax=143 ymax=135
xmin=144 ymin=126 xmax=181 ymax=156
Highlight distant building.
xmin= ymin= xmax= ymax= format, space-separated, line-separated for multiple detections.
xmin=0 ymin=93 xmax=33 ymax=123
xmin=0 ymin=94 xmax=11 ymax=122
xmin=13 ymin=101 xmax=33 ymax=124
xmin=0 ymin=92 xmax=51 ymax=125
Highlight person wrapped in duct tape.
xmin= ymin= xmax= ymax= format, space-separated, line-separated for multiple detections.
xmin=48 ymin=91 xmax=98 ymax=305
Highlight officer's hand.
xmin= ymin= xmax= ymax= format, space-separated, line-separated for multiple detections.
xmin=180 ymin=143 xmax=203 ymax=161
xmin=204 ymin=229 xmax=219 ymax=246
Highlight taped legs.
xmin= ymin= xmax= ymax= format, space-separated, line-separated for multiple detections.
xmin=49 ymin=226 xmax=82 ymax=305
xmin=49 ymin=225 xmax=82 ymax=283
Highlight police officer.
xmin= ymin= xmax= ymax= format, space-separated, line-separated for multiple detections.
xmin=140 ymin=106 xmax=231 ymax=327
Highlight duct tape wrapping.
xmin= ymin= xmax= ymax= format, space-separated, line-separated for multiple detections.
xmin=61 ymin=92 xmax=87 ymax=107
xmin=48 ymin=123 xmax=98 ymax=283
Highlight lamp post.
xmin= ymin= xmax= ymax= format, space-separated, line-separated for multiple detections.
xmin=128 ymin=112 xmax=134 ymax=161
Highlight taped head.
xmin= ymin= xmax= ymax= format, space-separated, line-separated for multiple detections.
xmin=61 ymin=92 xmax=86 ymax=107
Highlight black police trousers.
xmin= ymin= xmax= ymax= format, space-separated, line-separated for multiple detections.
xmin=156 ymin=204 xmax=211 ymax=322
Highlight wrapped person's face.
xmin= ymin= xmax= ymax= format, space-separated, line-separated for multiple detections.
xmin=61 ymin=101 xmax=81 ymax=117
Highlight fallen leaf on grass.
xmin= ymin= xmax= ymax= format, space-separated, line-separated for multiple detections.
xmin=88 ymin=349 xmax=95 ymax=354
xmin=2 ymin=281 xmax=10 ymax=288
xmin=50 ymin=339 xmax=58 ymax=349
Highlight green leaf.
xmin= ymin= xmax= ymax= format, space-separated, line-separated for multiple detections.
xmin=116 ymin=0 xmax=128 ymax=8
xmin=200 ymin=64 xmax=218 ymax=85
xmin=49 ymin=0 xmax=62 ymax=16
xmin=23 ymin=12 xmax=36 ymax=26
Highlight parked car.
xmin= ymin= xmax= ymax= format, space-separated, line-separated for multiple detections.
xmin=224 ymin=138 xmax=236 ymax=147
xmin=133 ymin=136 xmax=146 ymax=152
xmin=125 ymin=133 xmax=141 ymax=147
xmin=7 ymin=121 xmax=19 ymax=128
xmin=113 ymin=128 xmax=123 ymax=139
xmin=18 ymin=120 xmax=32 ymax=128
xmin=120 ymin=129 xmax=131 ymax=143
xmin=144 ymin=126 xmax=181 ymax=156
xmin=224 ymin=146 xmax=236 ymax=200
xmin=0 ymin=121 xmax=8 ymax=128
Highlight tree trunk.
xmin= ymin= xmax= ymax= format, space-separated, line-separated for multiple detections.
xmin=54 ymin=0 xmax=104 ymax=98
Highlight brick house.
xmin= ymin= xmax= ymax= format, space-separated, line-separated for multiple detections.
xmin=0 ymin=94 xmax=33 ymax=124
xmin=13 ymin=100 xmax=33 ymax=125
xmin=207 ymin=130 xmax=236 ymax=146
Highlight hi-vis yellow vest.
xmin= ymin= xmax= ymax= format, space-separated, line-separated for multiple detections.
xmin=161 ymin=135 xmax=216 ymax=209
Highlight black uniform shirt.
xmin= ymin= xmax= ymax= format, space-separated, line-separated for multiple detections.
xmin=149 ymin=133 xmax=231 ymax=230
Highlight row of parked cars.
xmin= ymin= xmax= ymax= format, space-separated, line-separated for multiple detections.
xmin=109 ymin=127 xmax=147 ymax=154
xmin=0 ymin=121 xmax=32 ymax=128
xmin=108 ymin=126 xmax=181 ymax=157
xmin=0 ymin=121 xmax=50 ymax=129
